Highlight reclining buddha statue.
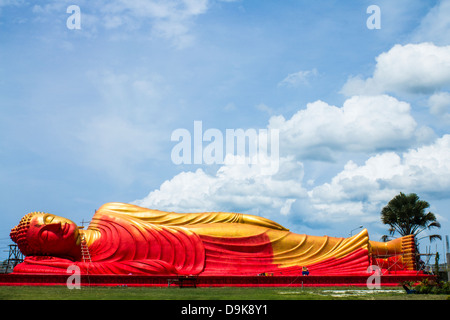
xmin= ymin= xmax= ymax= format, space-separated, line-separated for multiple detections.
xmin=10 ymin=202 xmax=417 ymax=275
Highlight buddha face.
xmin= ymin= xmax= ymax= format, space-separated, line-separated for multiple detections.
xmin=23 ymin=213 xmax=81 ymax=259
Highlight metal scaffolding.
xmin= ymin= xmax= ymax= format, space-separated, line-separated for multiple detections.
xmin=2 ymin=244 xmax=23 ymax=273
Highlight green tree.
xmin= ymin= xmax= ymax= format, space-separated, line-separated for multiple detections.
xmin=380 ymin=192 xmax=441 ymax=242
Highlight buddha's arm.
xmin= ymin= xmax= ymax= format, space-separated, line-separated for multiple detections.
xmin=269 ymin=228 xmax=370 ymax=267
xmin=369 ymin=239 xmax=401 ymax=256
xmin=95 ymin=202 xmax=288 ymax=230
xmin=369 ymin=235 xmax=415 ymax=257
xmin=369 ymin=235 xmax=416 ymax=270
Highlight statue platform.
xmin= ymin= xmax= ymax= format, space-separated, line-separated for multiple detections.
xmin=0 ymin=272 xmax=432 ymax=288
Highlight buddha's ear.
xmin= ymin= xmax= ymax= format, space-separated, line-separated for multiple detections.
xmin=36 ymin=228 xmax=48 ymax=246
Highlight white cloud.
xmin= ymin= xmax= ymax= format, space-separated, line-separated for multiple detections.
xmin=255 ymin=103 xmax=274 ymax=115
xmin=132 ymin=89 xmax=446 ymax=226
xmin=278 ymin=69 xmax=318 ymax=87
xmin=0 ymin=0 xmax=25 ymax=8
xmin=87 ymin=69 xmax=165 ymax=109
xmin=306 ymin=135 xmax=450 ymax=224
xmin=342 ymin=43 xmax=450 ymax=96
xmin=101 ymin=0 xmax=209 ymax=21
xmin=428 ymin=92 xmax=450 ymax=122
xmin=20 ymin=0 xmax=209 ymax=47
xmin=268 ymin=95 xmax=420 ymax=160
xmin=411 ymin=0 xmax=450 ymax=45
xmin=428 ymin=92 xmax=450 ymax=114
xmin=133 ymin=155 xmax=306 ymax=218
xmin=100 ymin=0 xmax=209 ymax=47
xmin=133 ymin=133 xmax=450 ymax=226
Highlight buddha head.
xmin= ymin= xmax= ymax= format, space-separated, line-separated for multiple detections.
xmin=10 ymin=212 xmax=82 ymax=260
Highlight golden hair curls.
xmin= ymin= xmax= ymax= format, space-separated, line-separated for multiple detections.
xmin=10 ymin=212 xmax=45 ymax=256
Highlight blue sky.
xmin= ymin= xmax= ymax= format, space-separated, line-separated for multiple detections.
xmin=1 ymin=0 xmax=449 ymax=262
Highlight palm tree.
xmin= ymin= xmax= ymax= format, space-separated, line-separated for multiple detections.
xmin=380 ymin=192 xmax=441 ymax=242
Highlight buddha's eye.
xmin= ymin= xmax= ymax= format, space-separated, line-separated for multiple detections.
xmin=43 ymin=214 xmax=54 ymax=224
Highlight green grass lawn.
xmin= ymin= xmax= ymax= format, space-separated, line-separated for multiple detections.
xmin=0 ymin=285 xmax=448 ymax=300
